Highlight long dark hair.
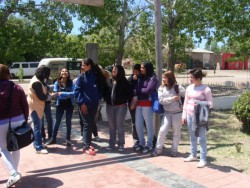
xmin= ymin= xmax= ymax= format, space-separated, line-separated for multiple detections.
xmin=112 ymin=65 xmax=126 ymax=82
xmin=83 ymin=58 xmax=106 ymax=88
xmin=57 ymin=68 xmax=72 ymax=89
xmin=142 ymin=61 xmax=154 ymax=80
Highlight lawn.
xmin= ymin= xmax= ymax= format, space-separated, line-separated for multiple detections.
xmin=177 ymin=110 xmax=250 ymax=174
xmin=102 ymin=109 xmax=250 ymax=174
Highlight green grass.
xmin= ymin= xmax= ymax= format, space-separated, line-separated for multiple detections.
xmin=114 ymin=110 xmax=250 ymax=174
xmin=178 ymin=110 xmax=250 ymax=174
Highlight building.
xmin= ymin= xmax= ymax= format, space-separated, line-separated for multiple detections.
xmin=221 ymin=53 xmax=249 ymax=70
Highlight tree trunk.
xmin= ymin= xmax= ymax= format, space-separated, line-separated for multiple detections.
xmin=165 ymin=0 xmax=177 ymax=73
xmin=116 ymin=0 xmax=127 ymax=65
xmin=153 ymin=0 xmax=162 ymax=148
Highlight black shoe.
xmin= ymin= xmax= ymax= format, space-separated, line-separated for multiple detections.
xmin=151 ymin=151 xmax=158 ymax=157
xmin=46 ymin=138 xmax=56 ymax=145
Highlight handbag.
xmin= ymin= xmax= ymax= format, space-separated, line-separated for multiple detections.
xmin=7 ymin=122 xmax=34 ymax=151
xmin=151 ymin=90 xmax=164 ymax=114
xmin=6 ymin=81 xmax=34 ymax=151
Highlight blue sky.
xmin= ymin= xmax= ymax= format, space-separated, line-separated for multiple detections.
xmin=71 ymin=17 xmax=208 ymax=49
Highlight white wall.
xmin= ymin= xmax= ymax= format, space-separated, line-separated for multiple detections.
xmin=213 ymin=96 xmax=239 ymax=110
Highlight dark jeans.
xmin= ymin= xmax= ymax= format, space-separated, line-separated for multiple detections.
xmin=128 ymin=107 xmax=139 ymax=142
xmin=52 ymin=105 xmax=74 ymax=141
xmin=79 ymin=105 xmax=98 ymax=149
xmin=41 ymin=102 xmax=53 ymax=139
xmin=79 ymin=107 xmax=98 ymax=137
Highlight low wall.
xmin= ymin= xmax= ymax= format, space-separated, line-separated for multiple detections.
xmin=213 ymin=96 xmax=239 ymax=110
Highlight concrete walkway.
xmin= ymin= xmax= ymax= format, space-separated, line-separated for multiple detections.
xmin=1 ymin=106 xmax=250 ymax=188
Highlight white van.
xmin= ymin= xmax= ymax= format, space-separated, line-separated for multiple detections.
xmin=38 ymin=58 xmax=83 ymax=80
xmin=9 ymin=62 xmax=39 ymax=78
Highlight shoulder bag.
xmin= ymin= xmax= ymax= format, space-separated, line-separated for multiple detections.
xmin=151 ymin=90 xmax=164 ymax=114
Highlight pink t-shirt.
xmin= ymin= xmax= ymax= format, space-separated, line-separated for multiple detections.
xmin=182 ymin=84 xmax=213 ymax=118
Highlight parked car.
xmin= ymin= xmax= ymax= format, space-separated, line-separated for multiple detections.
xmin=9 ymin=62 xmax=39 ymax=78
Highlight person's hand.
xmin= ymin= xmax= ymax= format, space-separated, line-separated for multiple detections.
xmin=81 ymin=104 xmax=88 ymax=114
xmin=182 ymin=118 xmax=187 ymax=125
xmin=172 ymin=95 xmax=179 ymax=101
xmin=51 ymin=92 xmax=57 ymax=98
xmin=133 ymin=75 xmax=138 ymax=80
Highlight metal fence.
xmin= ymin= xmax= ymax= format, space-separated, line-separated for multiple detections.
xmin=181 ymin=81 xmax=250 ymax=97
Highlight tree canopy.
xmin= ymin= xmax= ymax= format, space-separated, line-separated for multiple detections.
xmin=1 ymin=0 xmax=250 ymax=70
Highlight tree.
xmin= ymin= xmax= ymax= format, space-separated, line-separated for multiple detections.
xmin=0 ymin=1 xmax=74 ymax=32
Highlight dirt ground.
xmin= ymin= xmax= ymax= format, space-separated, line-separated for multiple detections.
xmin=124 ymin=69 xmax=250 ymax=84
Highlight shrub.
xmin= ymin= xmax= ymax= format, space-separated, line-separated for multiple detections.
xmin=232 ymin=91 xmax=250 ymax=134
xmin=18 ymin=66 xmax=23 ymax=81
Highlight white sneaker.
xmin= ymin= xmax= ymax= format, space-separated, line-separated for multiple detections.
xmin=184 ymin=155 xmax=197 ymax=162
xmin=4 ymin=172 xmax=22 ymax=188
xmin=36 ymin=149 xmax=48 ymax=154
xmin=78 ymin=136 xmax=83 ymax=143
xmin=197 ymin=160 xmax=207 ymax=168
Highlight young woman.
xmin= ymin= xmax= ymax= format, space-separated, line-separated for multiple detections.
xmin=0 ymin=64 xmax=28 ymax=188
xmin=46 ymin=68 xmax=75 ymax=146
xmin=75 ymin=65 xmax=101 ymax=143
xmin=182 ymin=68 xmax=213 ymax=168
xmin=74 ymin=58 xmax=106 ymax=155
xmin=103 ymin=65 xmax=132 ymax=152
xmin=152 ymin=71 xmax=185 ymax=157
xmin=134 ymin=62 xmax=158 ymax=153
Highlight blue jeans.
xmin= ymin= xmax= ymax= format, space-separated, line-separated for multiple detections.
xmin=52 ymin=105 xmax=74 ymax=141
xmin=41 ymin=102 xmax=53 ymax=139
xmin=30 ymin=110 xmax=44 ymax=151
xmin=187 ymin=115 xmax=207 ymax=161
xmin=135 ymin=106 xmax=154 ymax=147
xmin=106 ymin=104 xmax=127 ymax=147
xmin=79 ymin=105 xmax=98 ymax=150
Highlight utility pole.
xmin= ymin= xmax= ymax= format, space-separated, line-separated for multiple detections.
xmin=153 ymin=0 xmax=162 ymax=146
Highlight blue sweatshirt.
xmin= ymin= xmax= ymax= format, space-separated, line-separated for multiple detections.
xmin=74 ymin=70 xmax=100 ymax=107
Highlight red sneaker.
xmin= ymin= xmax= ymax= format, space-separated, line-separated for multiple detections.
xmin=89 ymin=146 xmax=95 ymax=151
xmin=83 ymin=148 xmax=95 ymax=155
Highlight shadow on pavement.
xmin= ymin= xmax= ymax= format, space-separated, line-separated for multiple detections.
xmin=15 ymin=176 xmax=63 ymax=188
xmin=27 ymin=152 xmax=151 ymax=176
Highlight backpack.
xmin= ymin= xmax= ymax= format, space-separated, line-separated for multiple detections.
xmin=174 ymin=85 xmax=185 ymax=105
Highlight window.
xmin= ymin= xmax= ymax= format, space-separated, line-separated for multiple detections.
xmin=30 ymin=63 xmax=38 ymax=68
xmin=22 ymin=64 xmax=28 ymax=68
xmin=67 ymin=61 xmax=81 ymax=70
xmin=10 ymin=64 xmax=20 ymax=69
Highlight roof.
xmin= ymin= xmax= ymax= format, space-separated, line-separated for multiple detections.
xmin=190 ymin=48 xmax=214 ymax=53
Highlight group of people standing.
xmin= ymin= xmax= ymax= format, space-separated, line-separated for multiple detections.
xmin=0 ymin=59 xmax=213 ymax=187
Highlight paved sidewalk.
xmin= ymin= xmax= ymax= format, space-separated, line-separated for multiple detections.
xmin=1 ymin=107 xmax=250 ymax=188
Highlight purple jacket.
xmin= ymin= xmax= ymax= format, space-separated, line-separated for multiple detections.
xmin=0 ymin=80 xmax=29 ymax=121
xmin=134 ymin=75 xmax=158 ymax=100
